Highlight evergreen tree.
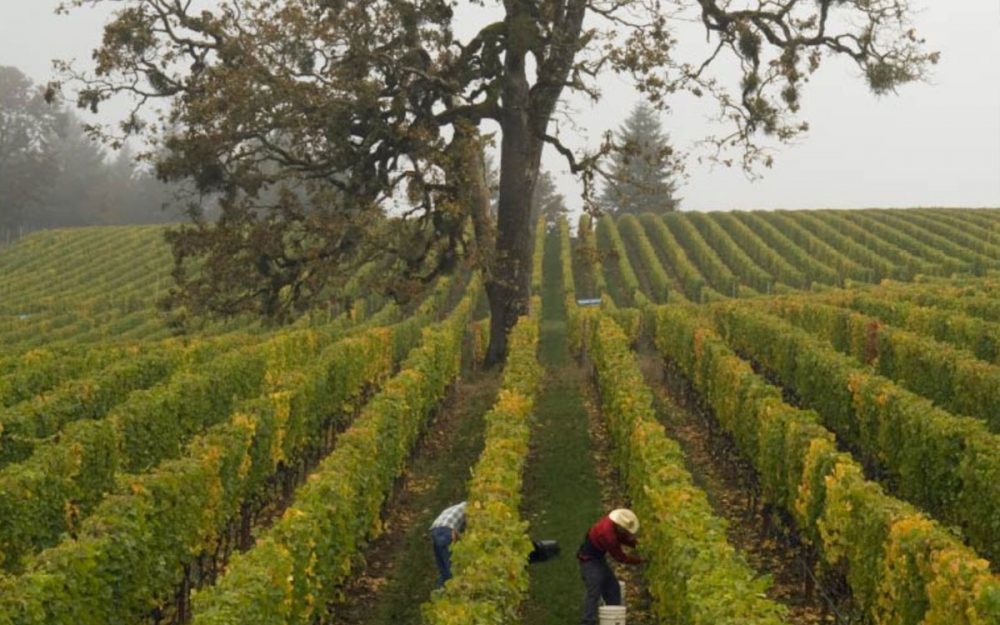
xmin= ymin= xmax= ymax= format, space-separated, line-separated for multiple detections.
xmin=0 ymin=66 xmax=64 ymax=232
xmin=531 ymin=170 xmax=568 ymax=231
xmin=601 ymin=102 xmax=680 ymax=215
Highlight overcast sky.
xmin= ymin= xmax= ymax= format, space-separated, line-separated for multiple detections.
xmin=1 ymin=1 xmax=998 ymax=214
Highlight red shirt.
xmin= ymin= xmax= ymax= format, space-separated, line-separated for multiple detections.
xmin=578 ymin=515 xmax=640 ymax=564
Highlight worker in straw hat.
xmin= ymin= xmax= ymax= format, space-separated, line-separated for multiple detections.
xmin=577 ymin=508 xmax=641 ymax=625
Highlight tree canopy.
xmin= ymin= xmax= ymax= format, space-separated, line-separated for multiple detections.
xmin=56 ymin=0 xmax=938 ymax=361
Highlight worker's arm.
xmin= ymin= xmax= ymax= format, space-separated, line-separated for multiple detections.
xmin=606 ymin=541 xmax=642 ymax=565
xmin=602 ymin=528 xmax=641 ymax=565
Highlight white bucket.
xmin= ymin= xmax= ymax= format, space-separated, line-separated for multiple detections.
xmin=598 ymin=605 xmax=627 ymax=625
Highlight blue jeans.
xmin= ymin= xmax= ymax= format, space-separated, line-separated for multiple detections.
xmin=431 ymin=527 xmax=454 ymax=587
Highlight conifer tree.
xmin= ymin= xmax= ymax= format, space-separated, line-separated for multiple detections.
xmin=532 ymin=170 xmax=568 ymax=231
xmin=602 ymin=102 xmax=680 ymax=215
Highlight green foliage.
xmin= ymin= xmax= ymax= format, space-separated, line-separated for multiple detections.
xmin=867 ymin=211 xmax=997 ymax=275
xmin=653 ymin=304 xmax=1000 ymax=625
xmin=558 ymin=217 xmax=575 ymax=299
xmin=0 ymin=226 xmax=255 ymax=349
xmin=576 ymin=214 xmax=606 ymax=298
xmin=588 ymin=314 xmax=787 ymax=625
xmin=810 ymin=211 xmax=940 ymax=278
xmin=424 ymin=302 xmax=541 ymax=624
xmin=0 ymin=333 xmax=294 ymax=572
xmin=617 ymin=214 xmax=672 ymax=303
xmin=732 ymin=212 xmax=840 ymax=286
xmin=0 ymin=283 xmax=453 ymax=576
xmin=0 ymin=347 xmax=185 ymax=466
xmin=790 ymin=211 xmax=904 ymax=281
xmin=0 ymin=345 xmax=125 ymax=408
xmin=0 ymin=316 xmax=406 ymax=623
xmin=845 ymin=292 xmax=1000 ymax=363
xmin=841 ymin=212 xmax=969 ymax=275
xmin=662 ymin=213 xmax=738 ymax=296
xmin=596 ymin=214 xmax=641 ymax=306
xmin=759 ymin=298 xmax=1000 ymax=432
xmin=190 ymin=282 xmax=478 ymax=625
xmin=638 ymin=213 xmax=704 ymax=301
xmin=713 ymin=212 xmax=808 ymax=289
xmin=532 ymin=217 xmax=545 ymax=297
xmin=710 ymin=304 xmax=1000 ymax=565
xmin=761 ymin=212 xmax=872 ymax=283
xmin=685 ymin=212 xmax=774 ymax=293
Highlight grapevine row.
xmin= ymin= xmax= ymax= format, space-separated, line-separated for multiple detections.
xmin=840 ymin=211 xmax=968 ymax=274
xmin=868 ymin=210 xmax=996 ymax=272
xmin=755 ymin=297 xmax=1000 ymax=432
xmin=0 ymin=278 xmax=450 ymax=571
xmin=810 ymin=210 xmax=940 ymax=277
xmin=188 ymin=281 xmax=478 ymax=625
xmin=733 ymin=212 xmax=841 ymax=286
xmin=835 ymin=290 xmax=1000 ymax=363
xmin=596 ymin=214 xmax=642 ymax=306
xmin=0 ymin=273 xmax=454 ymax=620
xmin=711 ymin=304 xmax=1000 ymax=563
xmin=618 ymin=215 xmax=673 ymax=303
xmin=902 ymin=211 xmax=1000 ymax=260
xmin=637 ymin=213 xmax=703 ymax=301
xmin=424 ymin=299 xmax=541 ymax=623
xmin=759 ymin=211 xmax=871 ymax=282
xmin=663 ymin=213 xmax=740 ymax=296
xmin=653 ymin=305 xmax=998 ymax=625
xmin=0 ymin=321 xmax=400 ymax=625
xmin=684 ymin=211 xmax=775 ymax=294
xmin=588 ymin=313 xmax=788 ymax=625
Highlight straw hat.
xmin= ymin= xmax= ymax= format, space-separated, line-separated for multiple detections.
xmin=609 ymin=508 xmax=639 ymax=535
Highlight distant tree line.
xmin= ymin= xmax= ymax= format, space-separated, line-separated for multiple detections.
xmin=0 ymin=65 xmax=183 ymax=240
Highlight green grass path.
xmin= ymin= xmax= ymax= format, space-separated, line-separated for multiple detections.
xmin=521 ymin=229 xmax=604 ymax=624
xmin=336 ymin=365 xmax=500 ymax=625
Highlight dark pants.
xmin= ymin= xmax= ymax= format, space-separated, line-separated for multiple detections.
xmin=580 ymin=558 xmax=621 ymax=625
xmin=431 ymin=527 xmax=454 ymax=588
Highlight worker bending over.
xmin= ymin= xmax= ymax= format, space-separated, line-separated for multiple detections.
xmin=577 ymin=508 xmax=641 ymax=625
xmin=430 ymin=501 xmax=467 ymax=588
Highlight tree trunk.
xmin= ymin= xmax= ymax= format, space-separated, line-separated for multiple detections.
xmin=484 ymin=38 xmax=544 ymax=366
xmin=449 ymin=122 xmax=495 ymax=272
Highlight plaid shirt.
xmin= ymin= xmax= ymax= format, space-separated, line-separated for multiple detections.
xmin=430 ymin=501 xmax=467 ymax=532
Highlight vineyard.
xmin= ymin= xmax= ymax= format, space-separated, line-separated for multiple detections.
xmin=0 ymin=208 xmax=999 ymax=625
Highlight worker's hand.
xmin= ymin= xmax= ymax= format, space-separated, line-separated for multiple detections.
xmin=452 ymin=528 xmax=458 ymax=543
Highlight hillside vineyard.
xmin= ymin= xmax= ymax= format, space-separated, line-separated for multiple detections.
xmin=0 ymin=208 xmax=997 ymax=625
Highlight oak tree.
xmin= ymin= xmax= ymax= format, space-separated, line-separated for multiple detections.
xmin=57 ymin=0 xmax=937 ymax=362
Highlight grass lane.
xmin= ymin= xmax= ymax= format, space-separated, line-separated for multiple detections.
xmin=521 ymin=229 xmax=604 ymax=625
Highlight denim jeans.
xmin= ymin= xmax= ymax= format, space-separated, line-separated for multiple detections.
xmin=580 ymin=558 xmax=621 ymax=625
xmin=431 ymin=526 xmax=454 ymax=588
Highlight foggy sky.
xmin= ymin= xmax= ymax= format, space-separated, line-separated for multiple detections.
xmin=1 ymin=1 xmax=998 ymax=214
